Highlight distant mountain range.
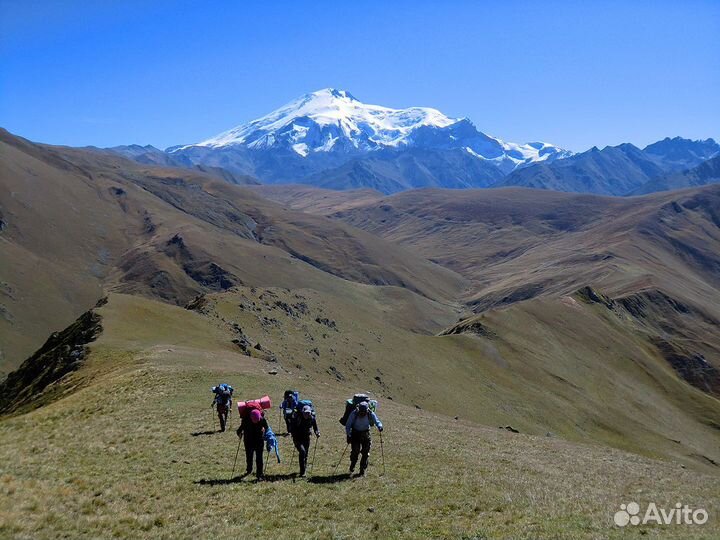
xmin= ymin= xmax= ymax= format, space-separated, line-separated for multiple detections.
xmin=106 ymin=89 xmax=719 ymax=196
xmin=499 ymin=138 xmax=720 ymax=196
xmin=629 ymin=155 xmax=720 ymax=196
xmin=109 ymin=88 xmax=571 ymax=192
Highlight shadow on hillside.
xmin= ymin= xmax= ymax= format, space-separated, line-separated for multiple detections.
xmin=307 ymin=473 xmax=352 ymax=484
xmin=190 ymin=430 xmax=218 ymax=437
xmin=194 ymin=473 xmax=248 ymax=486
xmin=261 ymin=473 xmax=298 ymax=483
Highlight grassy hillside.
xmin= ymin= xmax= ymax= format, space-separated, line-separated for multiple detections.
xmin=294 ymin=185 xmax=720 ymax=388
xmin=5 ymin=284 xmax=719 ymax=466
xmin=2 ymin=293 xmax=718 ymax=539
xmin=250 ymin=184 xmax=383 ymax=214
xmin=320 ymin=186 xmax=719 ymax=300
xmin=259 ymin=185 xmax=720 ymax=394
xmin=3 ymin=130 xmax=720 ymax=538
xmin=195 ymin=285 xmax=720 ymax=468
xmin=0 ymin=130 xmax=463 ymax=373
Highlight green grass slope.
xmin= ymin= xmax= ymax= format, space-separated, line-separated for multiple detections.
xmin=2 ymin=293 xmax=719 ymax=539
xmin=188 ymin=285 xmax=720 ymax=471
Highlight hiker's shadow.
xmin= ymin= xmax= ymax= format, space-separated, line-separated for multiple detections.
xmin=307 ymin=473 xmax=352 ymax=484
xmin=190 ymin=430 xmax=217 ymax=437
xmin=195 ymin=473 xmax=248 ymax=486
xmin=262 ymin=473 xmax=298 ymax=483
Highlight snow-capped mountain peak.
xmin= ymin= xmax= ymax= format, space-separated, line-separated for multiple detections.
xmin=191 ymin=88 xmax=459 ymax=156
xmin=171 ymin=89 xmax=571 ymax=175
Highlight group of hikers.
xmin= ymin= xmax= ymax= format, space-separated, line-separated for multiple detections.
xmin=211 ymin=385 xmax=383 ymax=480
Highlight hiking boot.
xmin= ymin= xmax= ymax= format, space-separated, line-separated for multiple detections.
xmin=359 ymin=468 xmax=366 ymax=477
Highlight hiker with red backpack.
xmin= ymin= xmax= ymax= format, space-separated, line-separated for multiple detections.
xmin=211 ymin=383 xmax=233 ymax=432
xmin=289 ymin=402 xmax=320 ymax=477
xmin=345 ymin=401 xmax=383 ymax=476
xmin=236 ymin=396 xmax=271 ymax=480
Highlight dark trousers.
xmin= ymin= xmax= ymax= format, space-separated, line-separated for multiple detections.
xmin=350 ymin=430 xmax=371 ymax=472
xmin=284 ymin=414 xmax=293 ymax=434
xmin=292 ymin=433 xmax=311 ymax=475
xmin=217 ymin=404 xmax=228 ymax=432
xmin=244 ymin=438 xmax=264 ymax=478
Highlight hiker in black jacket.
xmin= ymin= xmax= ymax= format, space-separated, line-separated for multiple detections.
xmin=290 ymin=405 xmax=320 ymax=477
xmin=236 ymin=408 xmax=268 ymax=479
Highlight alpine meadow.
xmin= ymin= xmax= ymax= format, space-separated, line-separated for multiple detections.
xmin=1 ymin=2 xmax=720 ymax=539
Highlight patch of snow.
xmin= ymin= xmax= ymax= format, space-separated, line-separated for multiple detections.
xmin=292 ymin=143 xmax=308 ymax=157
xmin=465 ymin=147 xmax=485 ymax=159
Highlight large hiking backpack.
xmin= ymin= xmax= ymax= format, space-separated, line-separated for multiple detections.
xmin=294 ymin=399 xmax=315 ymax=417
xmin=217 ymin=389 xmax=232 ymax=407
xmin=283 ymin=390 xmax=300 ymax=414
xmin=238 ymin=395 xmax=272 ymax=417
xmin=282 ymin=390 xmax=300 ymax=420
xmin=339 ymin=394 xmax=378 ymax=425
xmin=213 ymin=383 xmax=234 ymax=396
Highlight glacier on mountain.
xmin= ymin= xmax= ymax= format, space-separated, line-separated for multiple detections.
xmin=172 ymin=88 xmax=571 ymax=171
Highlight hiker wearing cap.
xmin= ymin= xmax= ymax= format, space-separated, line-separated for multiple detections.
xmin=236 ymin=408 xmax=269 ymax=479
xmin=290 ymin=404 xmax=320 ymax=477
xmin=345 ymin=401 xmax=383 ymax=476
xmin=211 ymin=384 xmax=233 ymax=432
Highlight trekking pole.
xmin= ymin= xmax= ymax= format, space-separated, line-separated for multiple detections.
xmin=333 ymin=443 xmax=349 ymax=475
xmin=264 ymin=449 xmax=272 ymax=473
xmin=231 ymin=437 xmax=242 ymax=480
xmin=310 ymin=437 xmax=319 ymax=474
xmin=379 ymin=431 xmax=386 ymax=476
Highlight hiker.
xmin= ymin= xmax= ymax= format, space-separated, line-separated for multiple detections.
xmin=345 ymin=401 xmax=383 ymax=476
xmin=279 ymin=390 xmax=299 ymax=433
xmin=290 ymin=404 xmax=320 ymax=477
xmin=211 ymin=383 xmax=234 ymax=432
xmin=236 ymin=408 xmax=269 ymax=479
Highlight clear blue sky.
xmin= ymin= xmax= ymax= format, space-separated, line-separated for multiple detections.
xmin=1 ymin=0 xmax=718 ymax=152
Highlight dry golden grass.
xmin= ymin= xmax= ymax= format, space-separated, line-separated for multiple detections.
xmin=250 ymin=184 xmax=383 ymax=215
xmin=1 ymin=351 xmax=718 ymax=539
xmin=0 ymin=129 xmax=463 ymax=372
